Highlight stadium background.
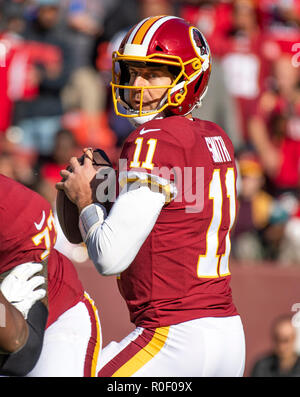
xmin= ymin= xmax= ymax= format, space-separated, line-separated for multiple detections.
xmin=1 ymin=0 xmax=300 ymax=377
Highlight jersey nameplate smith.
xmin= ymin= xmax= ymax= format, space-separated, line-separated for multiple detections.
xmin=204 ymin=136 xmax=232 ymax=163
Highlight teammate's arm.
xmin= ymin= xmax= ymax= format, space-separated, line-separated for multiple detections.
xmin=0 ymin=262 xmax=48 ymax=376
xmin=0 ymin=290 xmax=28 ymax=354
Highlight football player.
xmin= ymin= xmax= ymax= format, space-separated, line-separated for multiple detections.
xmin=57 ymin=16 xmax=245 ymax=376
xmin=0 ymin=175 xmax=102 ymax=376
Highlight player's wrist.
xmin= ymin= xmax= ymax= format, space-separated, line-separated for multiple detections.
xmin=77 ymin=197 xmax=93 ymax=214
xmin=79 ymin=203 xmax=107 ymax=242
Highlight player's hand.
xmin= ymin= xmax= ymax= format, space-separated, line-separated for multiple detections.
xmin=56 ymin=149 xmax=97 ymax=212
xmin=0 ymin=262 xmax=46 ymax=319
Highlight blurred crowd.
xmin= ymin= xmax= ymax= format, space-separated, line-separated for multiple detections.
xmin=0 ymin=0 xmax=299 ymax=265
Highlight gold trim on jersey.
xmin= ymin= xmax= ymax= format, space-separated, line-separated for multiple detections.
xmin=119 ymin=175 xmax=174 ymax=204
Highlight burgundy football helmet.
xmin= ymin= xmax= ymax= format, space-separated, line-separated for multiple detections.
xmin=111 ymin=15 xmax=212 ymax=124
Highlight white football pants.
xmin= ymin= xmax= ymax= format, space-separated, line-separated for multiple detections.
xmin=27 ymin=293 xmax=102 ymax=377
xmin=98 ymin=315 xmax=245 ymax=377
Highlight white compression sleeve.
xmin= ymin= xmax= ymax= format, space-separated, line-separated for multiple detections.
xmin=79 ymin=186 xmax=165 ymax=276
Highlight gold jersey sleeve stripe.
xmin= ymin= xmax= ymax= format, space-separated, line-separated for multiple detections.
xmin=119 ymin=176 xmax=174 ymax=204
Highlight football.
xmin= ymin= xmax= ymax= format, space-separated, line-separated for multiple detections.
xmin=56 ymin=149 xmax=115 ymax=244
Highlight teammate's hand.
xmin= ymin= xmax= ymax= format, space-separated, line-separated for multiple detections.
xmin=0 ymin=262 xmax=46 ymax=319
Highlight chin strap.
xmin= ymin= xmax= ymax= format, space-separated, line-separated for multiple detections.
xmin=128 ymin=111 xmax=165 ymax=127
xmin=195 ymin=86 xmax=208 ymax=109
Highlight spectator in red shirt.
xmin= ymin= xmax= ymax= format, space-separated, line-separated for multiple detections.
xmin=217 ymin=0 xmax=272 ymax=142
xmin=178 ymin=0 xmax=233 ymax=56
xmin=248 ymin=54 xmax=300 ymax=197
xmin=33 ymin=128 xmax=80 ymax=206
xmin=256 ymin=0 xmax=300 ymax=34
xmin=12 ymin=0 xmax=72 ymax=156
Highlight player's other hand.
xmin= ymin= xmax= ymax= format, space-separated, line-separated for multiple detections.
xmin=0 ymin=262 xmax=46 ymax=319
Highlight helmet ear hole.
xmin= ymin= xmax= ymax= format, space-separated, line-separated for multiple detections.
xmin=167 ymin=65 xmax=182 ymax=82
xmin=118 ymin=61 xmax=130 ymax=103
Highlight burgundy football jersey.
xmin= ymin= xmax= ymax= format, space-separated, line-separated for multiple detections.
xmin=118 ymin=116 xmax=239 ymax=328
xmin=0 ymin=175 xmax=84 ymax=327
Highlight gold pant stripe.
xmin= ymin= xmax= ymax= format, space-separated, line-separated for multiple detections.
xmin=84 ymin=292 xmax=101 ymax=377
xmin=112 ymin=326 xmax=170 ymax=377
